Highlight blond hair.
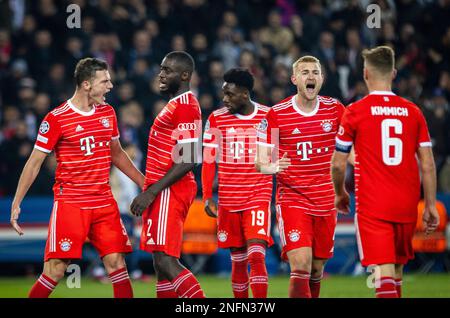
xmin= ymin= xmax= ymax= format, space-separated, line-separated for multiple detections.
xmin=362 ymin=46 xmax=395 ymax=75
xmin=292 ymin=55 xmax=321 ymax=74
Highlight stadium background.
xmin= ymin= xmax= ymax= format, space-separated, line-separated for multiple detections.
xmin=0 ymin=0 xmax=449 ymax=297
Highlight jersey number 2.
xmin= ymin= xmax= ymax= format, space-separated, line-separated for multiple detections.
xmin=381 ymin=119 xmax=402 ymax=166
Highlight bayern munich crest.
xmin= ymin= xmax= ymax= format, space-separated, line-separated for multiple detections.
xmin=101 ymin=118 xmax=110 ymax=128
xmin=217 ymin=230 xmax=228 ymax=243
xmin=39 ymin=121 xmax=50 ymax=134
xmin=258 ymin=119 xmax=268 ymax=131
xmin=288 ymin=230 xmax=301 ymax=242
xmin=59 ymin=238 xmax=73 ymax=252
xmin=321 ymin=120 xmax=333 ymax=132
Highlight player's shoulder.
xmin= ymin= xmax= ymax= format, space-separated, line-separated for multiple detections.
xmin=95 ymin=103 xmax=116 ymax=114
xmin=256 ymin=103 xmax=271 ymax=114
xmin=48 ymin=100 xmax=71 ymax=118
xmin=318 ymin=95 xmax=344 ymax=107
xmin=213 ymin=106 xmax=229 ymax=118
xmin=272 ymin=95 xmax=294 ymax=112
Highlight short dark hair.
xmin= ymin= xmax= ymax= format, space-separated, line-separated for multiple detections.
xmin=74 ymin=57 xmax=108 ymax=87
xmin=362 ymin=46 xmax=395 ymax=75
xmin=165 ymin=51 xmax=195 ymax=75
xmin=223 ymin=68 xmax=254 ymax=92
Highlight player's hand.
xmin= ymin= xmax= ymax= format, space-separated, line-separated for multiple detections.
xmin=10 ymin=205 xmax=24 ymax=236
xmin=276 ymin=153 xmax=291 ymax=173
xmin=130 ymin=190 xmax=156 ymax=216
xmin=204 ymin=199 xmax=218 ymax=218
xmin=422 ymin=204 xmax=440 ymax=235
xmin=335 ymin=192 xmax=350 ymax=215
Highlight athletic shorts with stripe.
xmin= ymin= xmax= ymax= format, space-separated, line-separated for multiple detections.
xmin=276 ymin=204 xmax=337 ymax=261
xmin=140 ymin=180 xmax=197 ymax=258
xmin=217 ymin=203 xmax=273 ymax=249
xmin=355 ymin=212 xmax=416 ymax=267
xmin=44 ymin=200 xmax=132 ymax=261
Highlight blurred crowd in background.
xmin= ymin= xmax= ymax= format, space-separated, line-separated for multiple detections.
xmin=0 ymin=0 xmax=449 ymax=198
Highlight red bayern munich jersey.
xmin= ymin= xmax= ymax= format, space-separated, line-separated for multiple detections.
xmin=34 ymin=100 xmax=119 ymax=209
xmin=203 ymin=102 xmax=273 ymax=212
xmin=336 ymin=91 xmax=432 ymax=223
xmin=144 ymin=91 xmax=201 ymax=190
xmin=257 ymin=95 xmax=345 ymax=216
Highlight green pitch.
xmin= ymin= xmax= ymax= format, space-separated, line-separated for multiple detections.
xmin=0 ymin=274 xmax=449 ymax=298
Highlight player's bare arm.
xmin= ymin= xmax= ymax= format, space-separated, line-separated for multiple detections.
xmin=10 ymin=149 xmax=48 ymax=235
xmin=202 ymin=161 xmax=218 ymax=218
xmin=130 ymin=142 xmax=196 ymax=216
xmin=331 ymin=151 xmax=350 ymax=215
xmin=255 ymin=143 xmax=290 ymax=174
xmin=110 ymin=139 xmax=145 ymax=189
xmin=417 ymin=146 xmax=440 ymax=234
xmin=202 ymin=143 xmax=218 ymax=217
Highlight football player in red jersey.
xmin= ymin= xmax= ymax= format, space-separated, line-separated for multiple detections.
xmin=256 ymin=56 xmax=346 ymax=298
xmin=331 ymin=46 xmax=440 ymax=298
xmin=10 ymin=58 xmax=145 ymax=298
xmin=130 ymin=51 xmax=205 ymax=298
xmin=202 ymin=68 xmax=273 ymax=298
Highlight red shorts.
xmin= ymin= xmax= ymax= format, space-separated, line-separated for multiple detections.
xmin=355 ymin=212 xmax=416 ymax=267
xmin=44 ymin=200 xmax=132 ymax=261
xmin=140 ymin=181 xmax=196 ymax=258
xmin=276 ymin=204 xmax=337 ymax=261
xmin=217 ymin=203 xmax=273 ymax=249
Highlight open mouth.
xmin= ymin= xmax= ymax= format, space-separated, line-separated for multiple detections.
xmin=306 ymin=83 xmax=316 ymax=94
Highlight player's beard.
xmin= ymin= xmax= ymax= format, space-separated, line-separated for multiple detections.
xmin=160 ymin=80 xmax=180 ymax=98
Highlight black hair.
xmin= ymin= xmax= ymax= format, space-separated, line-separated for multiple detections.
xmin=165 ymin=51 xmax=195 ymax=75
xmin=223 ymin=68 xmax=254 ymax=92
xmin=74 ymin=57 xmax=108 ymax=87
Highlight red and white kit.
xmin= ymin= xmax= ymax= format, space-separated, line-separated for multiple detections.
xmin=202 ymin=103 xmax=273 ymax=248
xmin=34 ymin=100 xmax=131 ymax=261
xmin=140 ymin=91 xmax=201 ymax=258
xmin=257 ymin=95 xmax=345 ymax=259
xmin=336 ymin=91 xmax=432 ymax=266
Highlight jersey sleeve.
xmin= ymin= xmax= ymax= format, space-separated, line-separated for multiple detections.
xmin=416 ymin=109 xmax=432 ymax=148
xmin=203 ymin=113 xmax=219 ymax=149
xmin=256 ymin=108 xmax=278 ymax=148
xmin=111 ymin=107 xmax=120 ymax=140
xmin=335 ymin=100 xmax=346 ymax=126
xmin=34 ymin=112 xmax=62 ymax=153
xmin=172 ymin=103 xmax=202 ymax=144
xmin=335 ymin=105 xmax=355 ymax=153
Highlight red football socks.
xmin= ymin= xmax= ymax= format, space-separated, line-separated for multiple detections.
xmin=309 ymin=274 xmax=322 ymax=298
xmin=29 ymin=274 xmax=58 ymax=298
xmin=375 ymin=276 xmax=398 ymax=298
xmin=171 ymin=269 xmax=205 ymax=298
xmin=156 ymin=280 xmax=178 ymax=298
xmin=395 ymin=279 xmax=402 ymax=298
xmin=109 ymin=268 xmax=133 ymax=298
xmin=231 ymin=250 xmax=249 ymax=298
xmin=247 ymin=244 xmax=268 ymax=298
xmin=289 ymin=270 xmax=311 ymax=298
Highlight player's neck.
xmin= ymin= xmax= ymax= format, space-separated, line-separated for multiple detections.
xmin=238 ymin=100 xmax=254 ymax=116
xmin=295 ymin=94 xmax=317 ymax=113
xmin=366 ymin=81 xmax=392 ymax=94
xmin=70 ymin=91 xmax=95 ymax=112
xmin=170 ymin=86 xmax=190 ymax=100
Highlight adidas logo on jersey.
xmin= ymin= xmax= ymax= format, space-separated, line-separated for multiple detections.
xmin=228 ymin=127 xmax=236 ymax=133
xmin=257 ymin=228 xmax=266 ymax=236
xmin=292 ymin=128 xmax=301 ymax=134
xmin=76 ymin=125 xmax=84 ymax=132
xmin=146 ymin=238 xmax=155 ymax=245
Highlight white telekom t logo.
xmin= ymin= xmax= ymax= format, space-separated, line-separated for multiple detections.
xmin=230 ymin=141 xmax=245 ymax=159
xmin=80 ymin=136 xmax=95 ymax=156
xmin=297 ymin=141 xmax=312 ymax=161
